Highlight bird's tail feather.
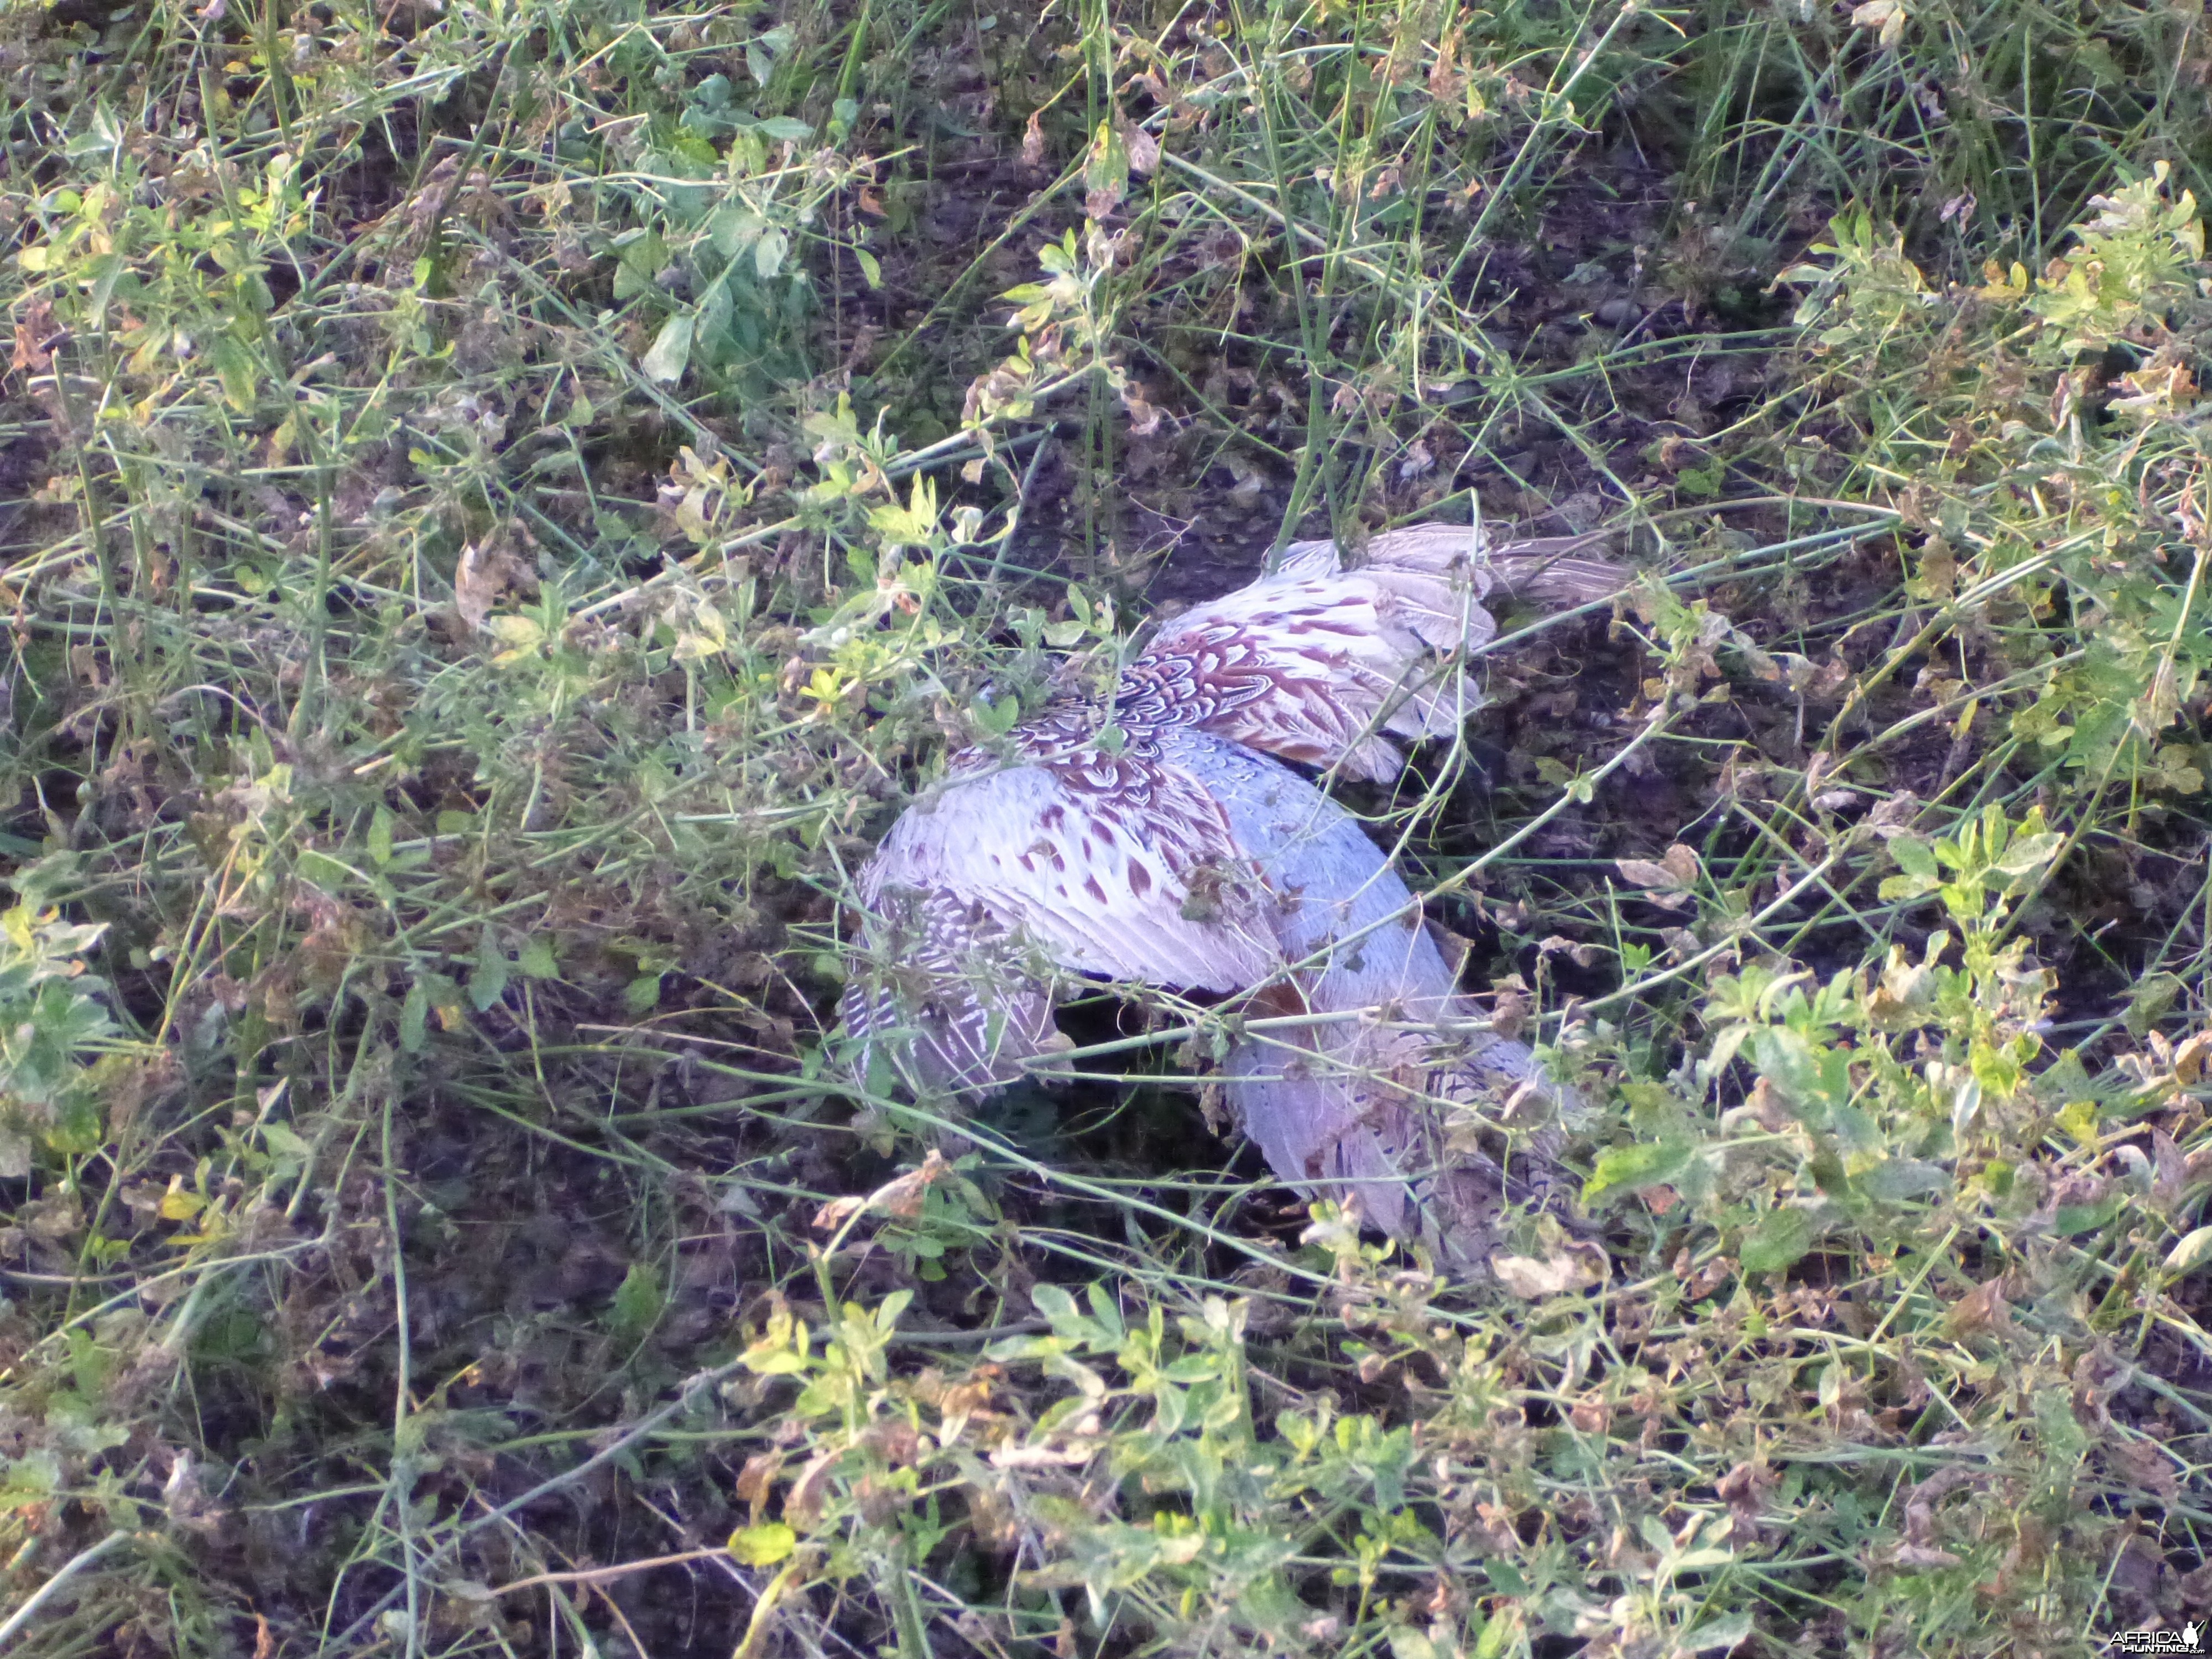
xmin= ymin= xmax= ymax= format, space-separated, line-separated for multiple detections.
xmin=1481 ymin=535 xmax=1629 ymax=607
xmin=1356 ymin=523 xmax=1627 ymax=607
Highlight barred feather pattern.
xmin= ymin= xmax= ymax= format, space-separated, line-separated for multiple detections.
xmin=840 ymin=523 xmax=1624 ymax=1264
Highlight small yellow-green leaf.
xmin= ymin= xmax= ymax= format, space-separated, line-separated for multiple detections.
xmin=2056 ymin=1099 xmax=2100 ymax=1146
xmin=159 ymin=1188 xmax=206 ymax=1221
xmin=728 ymin=1522 xmax=797 ymax=1566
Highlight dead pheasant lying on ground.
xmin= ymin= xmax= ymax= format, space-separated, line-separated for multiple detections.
xmin=840 ymin=523 xmax=1625 ymax=1266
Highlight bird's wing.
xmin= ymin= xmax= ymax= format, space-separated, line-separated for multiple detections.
xmin=1121 ymin=571 xmax=1485 ymax=782
xmin=1123 ymin=523 xmax=1621 ymax=782
xmin=839 ymin=885 xmax=1061 ymax=1094
xmin=855 ymin=746 xmax=1282 ymax=992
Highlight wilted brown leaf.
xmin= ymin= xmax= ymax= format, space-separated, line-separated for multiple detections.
xmin=783 ymin=1449 xmax=840 ymax=1531
xmin=811 ymin=1194 xmax=868 ymax=1233
xmin=2172 ymin=1030 xmax=2212 ymax=1086
xmin=453 ymin=534 xmax=539 ymax=633
xmin=1117 ymin=114 xmax=1159 ymax=177
xmin=1616 ymin=843 xmax=1700 ymax=891
xmin=1491 ymin=1247 xmax=1602 ymax=1298
xmin=12 ymin=297 xmax=55 ymax=374
xmin=735 ymin=1451 xmax=783 ymax=1519
xmin=1715 ymin=1459 xmax=1779 ymax=1525
xmin=1945 ymin=1275 xmax=2016 ymax=1340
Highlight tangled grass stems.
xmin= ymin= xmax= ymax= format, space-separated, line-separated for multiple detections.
xmin=3 ymin=0 xmax=2211 ymax=1649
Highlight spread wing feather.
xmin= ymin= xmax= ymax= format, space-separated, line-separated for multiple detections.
xmin=844 ymin=740 xmax=1282 ymax=1092
xmin=839 ymin=885 xmax=1061 ymax=1094
xmin=856 ymin=752 xmax=1278 ymax=990
xmin=1125 ymin=525 xmax=1620 ymax=782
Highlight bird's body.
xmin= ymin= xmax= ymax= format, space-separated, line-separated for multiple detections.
xmin=841 ymin=523 xmax=1621 ymax=1264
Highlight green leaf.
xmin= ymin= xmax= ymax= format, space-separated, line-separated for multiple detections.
xmin=1582 ymin=1138 xmax=1694 ymax=1202
xmin=295 ymin=849 xmax=352 ymax=891
xmin=1083 ymin=117 xmax=1129 ymax=215
xmin=984 ymin=1334 xmax=1068 ymax=1362
xmin=2125 ymin=972 xmax=2183 ymax=1037
xmin=2053 ymin=1192 xmax=2122 ymax=1237
xmin=261 ymin=1120 xmax=311 ymax=1161
xmin=1856 ymin=1159 xmax=1950 ymax=1202
xmin=1483 ymin=1560 xmax=1528 ymax=1598
xmin=1888 ymin=836 xmax=1939 ymax=880
xmin=399 ymin=979 xmax=429 ymax=1053
xmin=641 ymin=313 xmax=695 ymax=383
xmin=1681 ymin=1613 xmax=1756 ymax=1652
xmin=1739 ymin=1207 xmax=1816 ymax=1274
xmin=1083 ymin=1281 xmax=1124 ymax=1342
xmin=608 ymin=1261 xmax=665 ymax=1344
xmin=753 ymin=228 xmax=789 ymax=280
xmin=485 ymin=613 xmax=545 ymax=666
xmin=1990 ymin=831 xmax=2064 ymax=878
xmin=1029 ymin=1283 xmax=1078 ymax=1323
xmin=728 ymin=1521 xmax=797 ymax=1566
xmin=208 ymin=336 xmax=258 ymax=411
xmin=971 ymin=693 xmax=1019 ymax=735
xmin=1749 ymin=1026 xmax=1851 ymax=1125
xmin=367 ymin=805 xmax=395 ymax=867
xmin=710 ymin=205 xmax=763 ymax=259
xmin=467 ymin=932 xmax=510 ymax=1011
xmin=1676 ymin=461 xmax=1723 ymax=498
xmin=518 ymin=936 xmax=559 ymax=979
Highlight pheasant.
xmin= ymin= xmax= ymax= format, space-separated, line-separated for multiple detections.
xmin=839 ymin=522 xmax=1623 ymax=1265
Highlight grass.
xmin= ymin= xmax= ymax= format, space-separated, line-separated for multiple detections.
xmin=1 ymin=0 xmax=2209 ymax=1651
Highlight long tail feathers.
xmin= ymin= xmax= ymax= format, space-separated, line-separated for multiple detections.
xmin=1481 ymin=535 xmax=1629 ymax=607
xmin=1354 ymin=523 xmax=1627 ymax=609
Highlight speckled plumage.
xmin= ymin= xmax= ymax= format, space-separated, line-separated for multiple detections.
xmin=841 ymin=521 xmax=1621 ymax=1265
